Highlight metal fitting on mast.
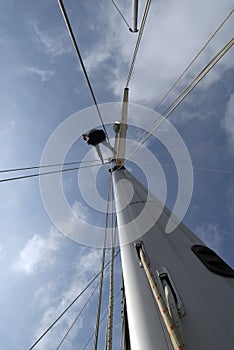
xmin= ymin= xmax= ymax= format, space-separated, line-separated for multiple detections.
xmin=114 ymin=88 xmax=129 ymax=168
xmin=129 ymin=0 xmax=139 ymax=32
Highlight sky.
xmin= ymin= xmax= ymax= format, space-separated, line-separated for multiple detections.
xmin=0 ymin=0 xmax=233 ymax=349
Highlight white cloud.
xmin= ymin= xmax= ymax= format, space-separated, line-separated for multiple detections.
xmin=30 ymin=248 xmax=102 ymax=350
xmin=84 ymin=47 xmax=111 ymax=72
xmin=196 ymin=222 xmax=224 ymax=254
xmin=0 ymin=119 xmax=15 ymax=135
xmin=26 ymin=67 xmax=55 ymax=82
xmin=12 ymin=228 xmax=62 ymax=275
xmin=30 ymin=20 xmax=72 ymax=57
xmin=72 ymin=201 xmax=90 ymax=221
xmin=222 ymin=93 xmax=234 ymax=144
xmin=85 ymin=0 xmax=234 ymax=105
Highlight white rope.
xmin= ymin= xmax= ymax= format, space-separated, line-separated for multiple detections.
xmin=139 ymin=248 xmax=184 ymax=350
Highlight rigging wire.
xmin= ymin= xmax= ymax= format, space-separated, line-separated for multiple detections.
xmin=161 ymin=37 xmax=234 ymax=119
xmin=56 ymin=284 xmax=99 ymax=350
xmin=160 ymin=162 xmax=234 ymax=175
xmin=124 ymin=37 xmax=234 ymax=163
xmin=0 ymin=158 xmax=107 ymax=174
xmin=126 ymin=9 xmax=234 ymax=156
xmin=110 ymin=0 xmax=131 ymax=29
xmin=126 ymin=0 xmax=151 ymax=87
xmin=0 ymin=162 xmax=109 ymax=183
xmin=138 ymin=160 xmax=234 ymax=174
xmin=28 ymin=249 xmax=120 ymax=350
xmin=57 ymin=0 xmax=110 ymax=142
xmin=56 ymin=237 xmax=119 ymax=350
xmin=93 ymin=174 xmax=112 ymax=350
xmin=83 ymin=291 xmax=122 ymax=350
xmin=153 ymin=8 xmax=234 ymax=111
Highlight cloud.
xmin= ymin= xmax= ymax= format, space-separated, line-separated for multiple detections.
xmin=85 ymin=0 xmax=234 ymax=105
xmin=0 ymin=119 xmax=15 ymax=135
xmin=30 ymin=248 xmax=102 ymax=350
xmin=12 ymin=228 xmax=62 ymax=275
xmin=30 ymin=20 xmax=72 ymax=57
xmin=84 ymin=47 xmax=111 ymax=72
xmin=195 ymin=222 xmax=224 ymax=254
xmin=222 ymin=93 xmax=234 ymax=144
xmin=26 ymin=67 xmax=55 ymax=82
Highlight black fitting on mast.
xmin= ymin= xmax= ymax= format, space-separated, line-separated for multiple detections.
xmin=109 ymin=164 xmax=126 ymax=173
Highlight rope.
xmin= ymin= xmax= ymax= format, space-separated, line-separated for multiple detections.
xmin=139 ymin=248 xmax=184 ymax=350
xmin=105 ymin=183 xmax=116 ymax=350
xmin=83 ymin=291 xmax=121 ymax=350
xmin=126 ymin=0 xmax=151 ymax=87
xmin=0 ymin=162 xmax=109 ymax=183
xmin=28 ymin=250 xmax=120 ymax=350
xmin=56 ymin=284 xmax=99 ymax=350
xmin=57 ymin=0 xmax=110 ymax=142
xmin=110 ymin=0 xmax=130 ymax=29
xmin=93 ymin=174 xmax=112 ymax=350
xmin=125 ymin=37 xmax=234 ymax=163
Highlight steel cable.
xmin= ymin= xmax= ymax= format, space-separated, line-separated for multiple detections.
xmin=126 ymin=9 xmax=234 ymax=156
xmin=57 ymin=0 xmax=110 ymax=142
xmin=56 ymin=284 xmax=99 ymax=350
xmin=125 ymin=37 xmax=234 ymax=163
xmin=28 ymin=250 xmax=120 ymax=350
xmin=0 ymin=162 xmax=110 ymax=183
xmin=126 ymin=0 xmax=151 ymax=87
xmin=110 ymin=0 xmax=130 ymax=29
xmin=153 ymin=8 xmax=234 ymax=111
xmin=0 ymin=159 xmax=107 ymax=174
xmin=82 ymin=290 xmax=122 ymax=350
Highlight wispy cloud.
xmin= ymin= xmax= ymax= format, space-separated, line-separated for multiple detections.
xmin=84 ymin=45 xmax=112 ymax=72
xmin=26 ymin=67 xmax=55 ymax=82
xmin=30 ymin=248 xmax=102 ymax=350
xmin=0 ymin=119 xmax=15 ymax=135
xmin=85 ymin=0 xmax=234 ymax=104
xmin=12 ymin=228 xmax=62 ymax=275
xmin=30 ymin=20 xmax=72 ymax=57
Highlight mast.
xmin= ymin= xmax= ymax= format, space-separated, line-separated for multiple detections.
xmin=111 ymin=89 xmax=234 ymax=350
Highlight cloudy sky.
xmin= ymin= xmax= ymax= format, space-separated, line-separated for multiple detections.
xmin=0 ymin=0 xmax=233 ymax=349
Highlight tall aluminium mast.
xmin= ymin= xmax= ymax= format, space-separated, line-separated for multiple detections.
xmin=111 ymin=88 xmax=234 ymax=350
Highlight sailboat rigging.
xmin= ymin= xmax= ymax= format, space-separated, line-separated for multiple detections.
xmin=1 ymin=1 xmax=233 ymax=349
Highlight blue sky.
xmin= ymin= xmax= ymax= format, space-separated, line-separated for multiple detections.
xmin=0 ymin=0 xmax=233 ymax=349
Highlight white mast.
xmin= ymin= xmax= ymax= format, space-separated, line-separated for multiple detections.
xmin=111 ymin=89 xmax=234 ymax=350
